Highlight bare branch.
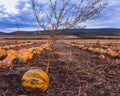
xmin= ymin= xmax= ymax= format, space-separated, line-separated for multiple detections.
xmin=31 ymin=0 xmax=107 ymax=39
xmin=31 ymin=0 xmax=47 ymax=31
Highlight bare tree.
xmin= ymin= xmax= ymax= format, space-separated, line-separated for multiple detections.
xmin=14 ymin=19 xmax=19 ymax=44
xmin=31 ymin=0 xmax=107 ymax=73
xmin=31 ymin=0 xmax=107 ymax=47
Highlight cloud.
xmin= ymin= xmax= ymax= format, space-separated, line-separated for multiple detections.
xmin=85 ymin=0 xmax=120 ymax=28
xmin=0 ymin=0 xmax=38 ymax=32
xmin=0 ymin=0 xmax=19 ymax=14
xmin=0 ymin=0 xmax=120 ymax=32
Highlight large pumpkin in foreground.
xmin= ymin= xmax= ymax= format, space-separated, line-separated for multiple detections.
xmin=21 ymin=69 xmax=49 ymax=93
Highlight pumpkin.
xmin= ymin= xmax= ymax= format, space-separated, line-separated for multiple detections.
xmin=28 ymin=48 xmax=34 ymax=53
xmin=17 ymin=51 xmax=31 ymax=63
xmin=109 ymin=51 xmax=118 ymax=58
xmin=21 ymin=69 xmax=49 ymax=93
xmin=88 ymin=47 xmax=94 ymax=52
xmin=7 ymin=50 xmax=17 ymax=55
xmin=98 ymin=54 xmax=105 ymax=60
xmin=32 ymin=49 xmax=41 ymax=55
xmin=7 ymin=54 xmax=16 ymax=61
xmin=82 ymin=47 xmax=88 ymax=50
xmin=98 ymin=49 xmax=106 ymax=54
xmin=106 ymin=48 xmax=113 ymax=55
xmin=0 ymin=49 xmax=7 ymax=60
xmin=17 ymin=55 xmax=28 ymax=63
xmin=2 ymin=46 xmax=10 ymax=49
xmin=0 ymin=58 xmax=12 ymax=68
xmin=28 ymin=53 xmax=33 ymax=60
xmin=106 ymin=49 xmax=118 ymax=58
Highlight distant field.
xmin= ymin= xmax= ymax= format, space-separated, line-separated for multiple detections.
xmin=0 ymin=35 xmax=46 ymax=40
xmin=96 ymin=36 xmax=120 ymax=39
xmin=61 ymin=39 xmax=120 ymax=44
xmin=0 ymin=35 xmax=120 ymax=40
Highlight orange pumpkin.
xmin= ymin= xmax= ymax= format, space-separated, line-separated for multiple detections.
xmin=28 ymin=53 xmax=33 ymax=60
xmin=0 ymin=49 xmax=7 ymax=60
xmin=17 ymin=55 xmax=28 ymax=63
xmin=98 ymin=54 xmax=105 ymax=60
xmin=109 ymin=52 xmax=118 ymax=58
xmin=0 ymin=58 xmax=12 ymax=68
xmin=7 ymin=54 xmax=16 ymax=61
xmin=7 ymin=50 xmax=17 ymax=55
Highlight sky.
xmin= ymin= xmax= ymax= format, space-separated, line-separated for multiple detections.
xmin=0 ymin=0 xmax=120 ymax=32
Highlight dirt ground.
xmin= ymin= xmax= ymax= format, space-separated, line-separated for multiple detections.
xmin=0 ymin=42 xmax=120 ymax=96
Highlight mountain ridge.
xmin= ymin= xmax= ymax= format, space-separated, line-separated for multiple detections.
xmin=0 ymin=28 xmax=120 ymax=36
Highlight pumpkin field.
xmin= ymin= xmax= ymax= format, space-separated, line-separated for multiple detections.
xmin=0 ymin=39 xmax=120 ymax=96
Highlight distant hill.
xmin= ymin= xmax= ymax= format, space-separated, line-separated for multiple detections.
xmin=63 ymin=28 xmax=120 ymax=36
xmin=0 ymin=28 xmax=120 ymax=36
xmin=0 ymin=32 xmax=7 ymax=35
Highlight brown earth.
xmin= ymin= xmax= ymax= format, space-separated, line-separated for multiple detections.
xmin=0 ymin=42 xmax=120 ymax=96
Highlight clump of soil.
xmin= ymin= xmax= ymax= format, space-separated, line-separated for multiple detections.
xmin=0 ymin=42 xmax=120 ymax=96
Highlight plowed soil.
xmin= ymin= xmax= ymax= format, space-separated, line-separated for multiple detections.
xmin=0 ymin=42 xmax=120 ymax=96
